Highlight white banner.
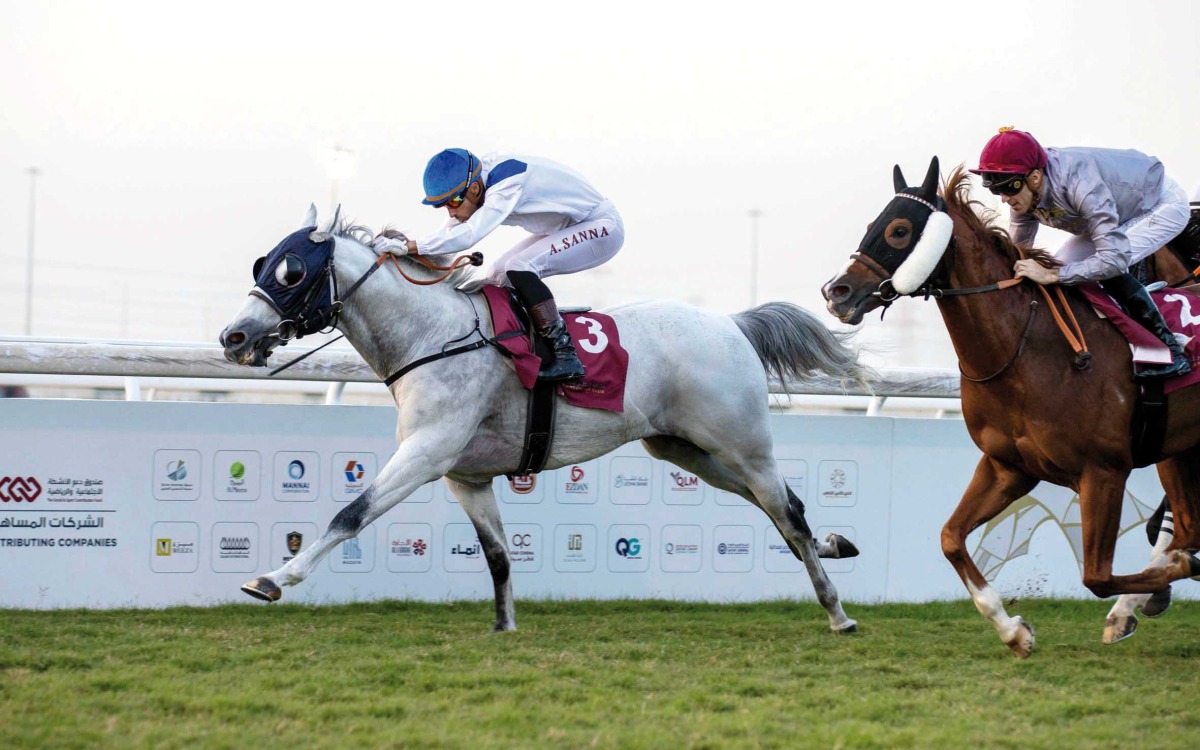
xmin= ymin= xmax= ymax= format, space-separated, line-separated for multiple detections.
xmin=0 ymin=400 xmax=1176 ymax=608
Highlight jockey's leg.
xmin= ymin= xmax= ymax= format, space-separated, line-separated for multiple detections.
xmin=444 ymin=477 xmax=515 ymax=632
xmin=507 ymin=270 xmax=585 ymax=382
xmin=1100 ymin=273 xmax=1191 ymax=380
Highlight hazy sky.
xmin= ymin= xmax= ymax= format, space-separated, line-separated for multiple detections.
xmin=3 ymin=0 xmax=1199 ymax=368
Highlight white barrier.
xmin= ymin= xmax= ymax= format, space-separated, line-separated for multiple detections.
xmin=0 ymin=398 xmax=1171 ymax=609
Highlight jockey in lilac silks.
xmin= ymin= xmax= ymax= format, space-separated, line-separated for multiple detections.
xmin=373 ymin=148 xmax=624 ymax=382
xmin=971 ymin=126 xmax=1192 ymax=380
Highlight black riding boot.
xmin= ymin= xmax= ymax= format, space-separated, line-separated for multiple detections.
xmin=506 ymin=270 xmax=585 ymax=382
xmin=1102 ymin=272 xmax=1191 ymax=381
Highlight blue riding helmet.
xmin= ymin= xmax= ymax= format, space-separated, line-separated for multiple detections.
xmin=422 ymin=148 xmax=482 ymax=206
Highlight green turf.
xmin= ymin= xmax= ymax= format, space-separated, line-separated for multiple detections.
xmin=1 ymin=599 xmax=1195 ymax=749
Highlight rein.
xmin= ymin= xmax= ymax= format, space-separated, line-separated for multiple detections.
xmin=268 ymin=248 xmax=486 ymax=378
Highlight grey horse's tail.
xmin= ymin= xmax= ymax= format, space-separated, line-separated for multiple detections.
xmin=732 ymin=302 xmax=875 ymax=394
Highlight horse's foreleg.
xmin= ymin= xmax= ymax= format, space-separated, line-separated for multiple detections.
xmin=942 ymin=456 xmax=1040 ymax=658
xmin=1105 ymin=499 xmax=1175 ymax=644
xmin=1079 ymin=469 xmax=1200 ymax=601
xmin=443 ymin=477 xmax=515 ymax=632
xmin=242 ymin=438 xmax=455 ymax=603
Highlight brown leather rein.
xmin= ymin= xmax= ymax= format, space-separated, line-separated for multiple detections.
xmin=852 ymin=248 xmax=1091 ymax=381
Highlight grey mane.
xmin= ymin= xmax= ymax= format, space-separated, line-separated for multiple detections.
xmin=332 ymin=219 xmax=481 ymax=289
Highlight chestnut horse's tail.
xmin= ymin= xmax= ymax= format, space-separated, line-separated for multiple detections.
xmin=733 ymin=301 xmax=875 ymax=394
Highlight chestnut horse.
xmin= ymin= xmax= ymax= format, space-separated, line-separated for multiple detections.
xmin=822 ymin=157 xmax=1200 ymax=658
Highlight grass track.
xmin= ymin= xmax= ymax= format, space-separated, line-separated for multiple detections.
xmin=2 ymin=599 xmax=1198 ymax=749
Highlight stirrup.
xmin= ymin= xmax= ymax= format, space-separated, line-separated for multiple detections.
xmin=1135 ymin=357 xmax=1192 ymax=382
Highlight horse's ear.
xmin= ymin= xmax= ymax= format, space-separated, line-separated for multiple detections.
xmin=319 ymin=204 xmax=341 ymax=235
xmin=893 ymin=165 xmax=907 ymax=193
xmin=252 ymin=256 xmax=266 ymax=281
xmin=302 ymin=203 xmax=318 ymax=228
xmin=919 ymin=157 xmax=940 ymax=201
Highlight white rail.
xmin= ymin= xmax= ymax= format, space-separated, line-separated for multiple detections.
xmin=0 ymin=337 xmax=962 ymax=401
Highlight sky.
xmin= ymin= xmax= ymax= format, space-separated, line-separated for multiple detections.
xmin=3 ymin=0 xmax=1199 ymax=369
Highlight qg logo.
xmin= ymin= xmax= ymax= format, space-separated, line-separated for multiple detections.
xmin=614 ymin=537 xmax=641 ymax=558
xmin=0 ymin=476 xmax=42 ymax=503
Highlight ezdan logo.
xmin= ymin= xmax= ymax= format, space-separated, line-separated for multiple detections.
xmin=0 ymin=476 xmax=42 ymax=503
xmin=669 ymin=471 xmax=699 ymax=490
xmin=167 ymin=461 xmax=188 ymax=482
xmin=286 ymin=531 xmax=303 ymax=555
xmin=615 ymin=537 xmax=641 ymax=558
xmin=344 ymin=460 xmax=364 ymax=483
xmin=550 ymin=226 xmax=610 ymax=255
xmin=564 ymin=465 xmax=589 ymax=494
xmin=509 ymin=475 xmax=536 ymax=494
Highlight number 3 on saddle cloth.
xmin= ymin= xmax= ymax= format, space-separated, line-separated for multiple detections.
xmin=1081 ymin=283 xmax=1200 ymax=466
xmin=481 ymin=285 xmax=629 ymax=412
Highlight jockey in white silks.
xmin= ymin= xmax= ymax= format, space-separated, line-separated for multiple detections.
xmin=373 ymin=148 xmax=624 ymax=382
xmin=971 ymin=126 xmax=1193 ymax=380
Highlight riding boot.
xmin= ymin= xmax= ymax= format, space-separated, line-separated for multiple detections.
xmin=529 ymin=299 xmax=586 ymax=382
xmin=1102 ymin=272 xmax=1191 ymax=381
xmin=505 ymin=270 xmax=585 ymax=382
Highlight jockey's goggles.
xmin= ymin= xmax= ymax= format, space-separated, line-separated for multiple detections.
xmin=982 ymin=172 xmax=1027 ymax=197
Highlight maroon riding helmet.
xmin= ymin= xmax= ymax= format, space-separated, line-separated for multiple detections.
xmin=969 ymin=127 xmax=1049 ymax=177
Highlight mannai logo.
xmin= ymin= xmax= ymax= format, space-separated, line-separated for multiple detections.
xmin=509 ymin=475 xmax=536 ymax=494
xmin=564 ymin=465 xmax=589 ymax=494
xmin=668 ymin=471 xmax=700 ymax=491
xmin=281 ymin=460 xmax=310 ymax=493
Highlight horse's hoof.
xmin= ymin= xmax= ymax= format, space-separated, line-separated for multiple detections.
xmin=1142 ymin=586 xmax=1172 ymax=618
xmin=1006 ymin=616 xmax=1035 ymax=658
xmin=241 ymin=576 xmax=282 ymax=602
xmin=1103 ymin=613 xmax=1138 ymax=644
xmin=825 ymin=533 xmax=860 ymax=559
xmin=833 ymin=619 xmax=858 ymax=634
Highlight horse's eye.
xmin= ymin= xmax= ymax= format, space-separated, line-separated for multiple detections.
xmin=884 ymin=218 xmax=914 ymax=251
xmin=275 ymin=254 xmax=307 ymax=287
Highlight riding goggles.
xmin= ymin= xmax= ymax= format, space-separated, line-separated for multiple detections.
xmin=981 ymin=172 xmax=1027 ymax=197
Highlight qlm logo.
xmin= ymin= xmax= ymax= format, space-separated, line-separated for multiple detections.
xmin=669 ymin=471 xmax=699 ymax=491
xmin=0 ymin=476 xmax=42 ymax=502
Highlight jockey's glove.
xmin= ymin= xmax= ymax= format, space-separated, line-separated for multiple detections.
xmin=372 ymin=236 xmax=411 ymax=256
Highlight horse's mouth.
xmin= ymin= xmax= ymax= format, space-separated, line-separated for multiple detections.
xmin=224 ymin=336 xmax=279 ymax=368
xmin=827 ymin=293 xmax=879 ymax=326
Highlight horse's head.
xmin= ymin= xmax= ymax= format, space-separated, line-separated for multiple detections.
xmin=822 ymin=156 xmax=955 ymax=325
xmin=220 ymin=204 xmax=342 ymax=366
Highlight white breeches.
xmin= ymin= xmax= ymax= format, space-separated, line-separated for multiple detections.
xmin=489 ymin=202 xmax=624 ymax=285
xmin=1056 ymin=176 xmax=1190 ymax=268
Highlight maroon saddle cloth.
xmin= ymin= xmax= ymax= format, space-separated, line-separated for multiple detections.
xmin=481 ymin=285 xmax=629 ymax=412
xmin=1080 ymin=283 xmax=1200 ymax=394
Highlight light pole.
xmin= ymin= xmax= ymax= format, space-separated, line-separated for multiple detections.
xmin=24 ymin=167 xmax=41 ymax=336
xmin=323 ymin=145 xmax=357 ymax=215
xmin=748 ymin=208 xmax=763 ymax=307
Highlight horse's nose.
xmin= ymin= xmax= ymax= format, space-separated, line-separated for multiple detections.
xmin=221 ymin=328 xmax=246 ymax=348
xmin=822 ymin=279 xmax=851 ymax=304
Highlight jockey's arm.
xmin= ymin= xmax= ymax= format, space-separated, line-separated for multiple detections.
xmin=416 ymin=182 xmax=521 ymax=256
xmin=1056 ymin=161 xmax=1131 ymax=285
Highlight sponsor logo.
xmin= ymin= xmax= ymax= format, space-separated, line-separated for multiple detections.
xmin=451 ymin=543 xmax=481 ymax=557
xmin=281 ymin=460 xmax=310 ymax=492
xmin=668 ymin=471 xmax=699 ymax=491
xmin=665 ymin=541 xmax=698 ymax=555
xmin=390 ymin=538 xmax=427 ymax=557
xmin=829 ymin=469 xmax=846 ymax=489
xmin=230 ymin=462 xmax=245 ymax=480
xmin=509 ymin=475 xmax=536 ymax=494
xmin=288 ymin=460 xmax=305 ymax=479
xmin=218 ymin=536 xmax=252 ymax=561
xmin=155 ymin=538 xmax=195 ymax=557
xmin=614 ymin=537 xmax=642 ymax=558
xmin=568 ymin=533 xmax=584 ymax=551
xmin=511 ymin=533 xmax=533 ymax=548
xmin=0 ymin=476 xmax=41 ymax=503
xmin=167 ymin=461 xmax=188 ymax=482
xmin=614 ymin=474 xmax=648 ymax=489
xmin=286 ymin=531 xmax=303 ymax=555
xmin=344 ymin=460 xmax=364 ymax=483
xmin=341 ymin=538 xmax=363 ymax=563
xmin=717 ymin=542 xmax=751 ymax=556
xmin=564 ymin=465 xmax=589 ymax=494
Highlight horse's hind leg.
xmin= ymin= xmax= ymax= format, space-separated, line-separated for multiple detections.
xmin=444 ymin=477 xmax=515 ymax=632
xmin=641 ymin=436 xmax=857 ymax=560
xmin=644 ymin=435 xmax=856 ymax=633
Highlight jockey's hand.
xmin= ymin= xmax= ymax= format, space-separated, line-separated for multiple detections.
xmin=1013 ymin=259 xmax=1060 ymax=285
xmin=372 ymin=236 xmax=413 ymax=256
